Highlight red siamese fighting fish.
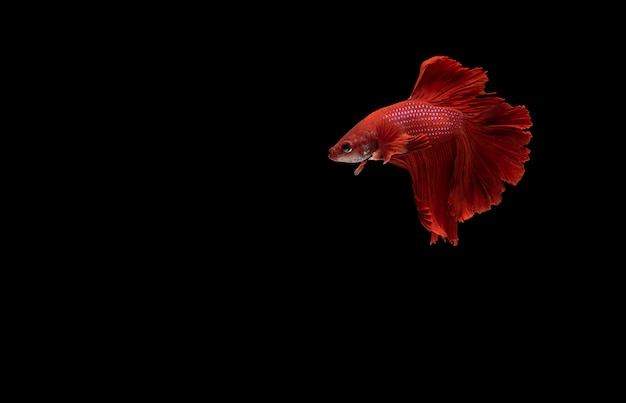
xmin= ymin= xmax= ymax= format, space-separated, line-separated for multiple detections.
xmin=328 ymin=56 xmax=532 ymax=246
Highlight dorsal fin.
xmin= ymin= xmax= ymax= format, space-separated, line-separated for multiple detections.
xmin=409 ymin=56 xmax=491 ymax=105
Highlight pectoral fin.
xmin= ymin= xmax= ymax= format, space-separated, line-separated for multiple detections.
xmin=406 ymin=132 xmax=431 ymax=152
xmin=381 ymin=132 xmax=431 ymax=164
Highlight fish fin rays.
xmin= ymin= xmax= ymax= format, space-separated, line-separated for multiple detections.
xmin=406 ymin=132 xmax=432 ymax=153
xmin=380 ymin=132 xmax=431 ymax=164
xmin=391 ymin=142 xmax=460 ymax=245
xmin=391 ymin=106 xmax=531 ymax=244
xmin=409 ymin=56 xmax=490 ymax=106
xmin=449 ymin=106 xmax=532 ymax=220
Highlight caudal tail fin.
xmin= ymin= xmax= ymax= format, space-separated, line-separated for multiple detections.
xmin=406 ymin=56 xmax=532 ymax=242
xmin=450 ymin=101 xmax=532 ymax=221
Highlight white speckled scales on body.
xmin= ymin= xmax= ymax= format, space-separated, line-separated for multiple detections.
xmin=382 ymin=101 xmax=463 ymax=144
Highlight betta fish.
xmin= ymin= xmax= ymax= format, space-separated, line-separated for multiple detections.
xmin=328 ymin=56 xmax=532 ymax=246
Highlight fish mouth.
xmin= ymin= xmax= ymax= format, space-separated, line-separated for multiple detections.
xmin=328 ymin=148 xmax=342 ymax=161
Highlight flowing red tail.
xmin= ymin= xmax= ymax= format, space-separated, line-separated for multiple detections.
xmin=391 ymin=56 xmax=532 ymax=245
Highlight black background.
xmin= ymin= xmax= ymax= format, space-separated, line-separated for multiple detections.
xmin=159 ymin=13 xmax=605 ymax=276
xmin=144 ymin=15 xmax=611 ymax=326
xmin=96 ymin=7 xmax=621 ymax=391
xmin=230 ymin=27 xmax=580 ymax=269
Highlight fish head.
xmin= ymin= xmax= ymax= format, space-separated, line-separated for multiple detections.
xmin=328 ymin=122 xmax=378 ymax=164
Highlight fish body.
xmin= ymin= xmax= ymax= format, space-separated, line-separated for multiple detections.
xmin=328 ymin=56 xmax=532 ymax=245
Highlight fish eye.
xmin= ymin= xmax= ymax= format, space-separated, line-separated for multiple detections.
xmin=342 ymin=143 xmax=352 ymax=153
